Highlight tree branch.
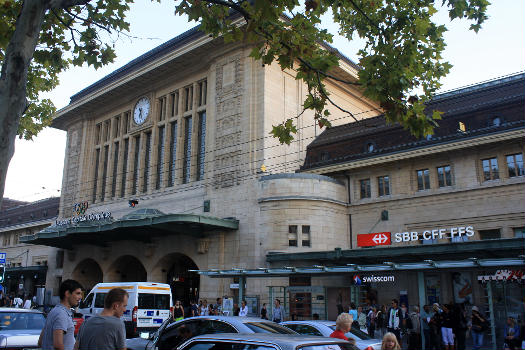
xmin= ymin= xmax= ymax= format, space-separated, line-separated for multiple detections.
xmin=316 ymin=71 xmax=358 ymax=123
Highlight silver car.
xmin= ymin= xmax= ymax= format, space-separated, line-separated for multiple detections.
xmin=126 ymin=316 xmax=297 ymax=350
xmin=281 ymin=320 xmax=381 ymax=350
xmin=177 ymin=333 xmax=358 ymax=350
xmin=0 ymin=308 xmax=46 ymax=349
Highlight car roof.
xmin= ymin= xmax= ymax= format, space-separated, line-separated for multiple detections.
xmin=183 ymin=333 xmax=348 ymax=345
xmin=0 ymin=308 xmax=44 ymax=314
xmin=166 ymin=316 xmax=284 ymax=330
xmin=282 ymin=320 xmax=335 ymax=326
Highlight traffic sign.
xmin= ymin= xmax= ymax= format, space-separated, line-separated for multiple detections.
xmin=357 ymin=232 xmax=391 ymax=247
xmin=0 ymin=253 xmax=5 ymax=264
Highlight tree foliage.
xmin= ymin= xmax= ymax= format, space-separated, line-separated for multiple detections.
xmin=176 ymin=0 xmax=489 ymax=143
xmin=0 ymin=0 xmax=133 ymax=202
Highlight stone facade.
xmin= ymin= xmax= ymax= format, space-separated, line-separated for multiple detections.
xmin=41 ymin=27 xmax=379 ymax=308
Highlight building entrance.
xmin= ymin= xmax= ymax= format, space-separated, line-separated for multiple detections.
xmin=165 ymin=254 xmax=199 ymax=306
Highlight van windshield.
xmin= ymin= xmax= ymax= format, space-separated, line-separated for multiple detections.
xmin=138 ymin=293 xmax=170 ymax=309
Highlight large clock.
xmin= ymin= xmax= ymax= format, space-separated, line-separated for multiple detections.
xmin=133 ymin=97 xmax=150 ymax=125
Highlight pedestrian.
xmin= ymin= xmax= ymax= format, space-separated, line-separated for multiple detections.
xmin=260 ymin=303 xmax=268 ymax=319
xmin=387 ymin=299 xmax=402 ymax=345
xmin=429 ymin=303 xmax=443 ymax=350
xmin=38 ymin=279 xmax=83 ymax=350
xmin=190 ymin=300 xmax=198 ymax=317
xmin=233 ymin=303 xmax=240 ymax=316
xmin=357 ymin=306 xmax=367 ymax=333
xmin=23 ymin=294 xmax=32 ymax=309
xmin=349 ymin=303 xmax=358 ymax=323
xmin=421 ymin=305 xmax=433 ymax=350
xmin=367 ymin=306 xmax=377 ymax=338
xmin=173 ymin=300 xmax=184 ymax=321
xmin=453 ymin=304 xmax=467 ymax=350
xmin=208 ymin=303 xmax=214 ymax=316
xmin=0 ymin=290 xmax=5 ymax=307
xmin=382 ymin=332 xmax=401 ymax=350
xmin=239 ymin=300 xmax=248 ymax=317
xmin=200 ymin=299 xmax=208 ymax=316
xmin=75 ymin=288 xmax=127 ymax=350
xmin=330 ymin=313 xmax=352 ymax=340
xmin=13 ymin=294 xmax=23 ymax=308
xmin=440 ymin=304 xmax=454 ymax=350
xmin=504 ymin=316 xmax=520 ymax=350
xmin=215 ymin=298 xmax=222 ymax=315
xmin=470 ymin=306 xmax=487 ymax=350
xmin=272 ymin=299 xmax=285 ymax=323
xmin=407 ymin=305 xmax=421 ymax=350
xmin=313 ymin=313 xmax=320 ymax=320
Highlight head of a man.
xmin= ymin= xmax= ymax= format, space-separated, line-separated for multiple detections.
xmin=423 ymin=304 xmax=430 ymax=313
xmin=104 ymin=288 xmax=129 ymax=318
xmin=391 ymin=299 xmax=398 ymax=309
xmin=59 ymin=279 xmax=83 ymax=308
xmin=274 ymin=299 xmax=280 ymax=307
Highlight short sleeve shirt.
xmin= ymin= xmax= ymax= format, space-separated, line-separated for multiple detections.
xmin=77 ymin=315 xmax=126 ymax=350
xmin=41 ymin=304 xmax=75 ymax=350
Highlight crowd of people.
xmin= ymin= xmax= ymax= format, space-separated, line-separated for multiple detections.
xmin=332 ymin=299 xmax=525 ymax=350
xmin=0 ymin=289 xmax=36 ymax=309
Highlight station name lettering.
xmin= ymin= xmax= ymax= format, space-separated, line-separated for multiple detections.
xmin=56 ymin=211 xmax=112 ymax=226
xmin=394 ymin=226 xmax=474 ymax=243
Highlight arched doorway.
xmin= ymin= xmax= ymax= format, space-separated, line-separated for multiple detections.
xmin=152 ymin=254 xmax=199 ymax=306
xmin=72 ymin=258 xmax=103 ymax=292
xmin=107 ymin=255 xmax=147 ymax=282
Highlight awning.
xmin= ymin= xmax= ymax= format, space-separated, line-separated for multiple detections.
xmin=193 ymin=257 xmax=525 ymax=278
xmin=266 ymin=238 xmax=525 ymax=264
xmin=20 ymin=209 xmax=239 ymax=249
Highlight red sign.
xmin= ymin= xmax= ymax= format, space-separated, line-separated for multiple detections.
xmin=357 ymin=232 xmax=391 ymax=247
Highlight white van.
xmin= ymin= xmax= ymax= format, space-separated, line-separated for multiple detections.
xmin=78 ymin=282 xmax=173 ymax=337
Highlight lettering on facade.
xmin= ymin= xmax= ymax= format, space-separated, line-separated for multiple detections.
xmin=56 ymin=211 xmax=112 ymax=226
xmin=394 ymin=226 xmax=475 ymax=243
xmin=478 ymin=270 xmax=525 ymax=283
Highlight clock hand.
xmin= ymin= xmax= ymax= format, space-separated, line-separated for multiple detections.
xmin=139 ymin=108 xmax=142 ymax=119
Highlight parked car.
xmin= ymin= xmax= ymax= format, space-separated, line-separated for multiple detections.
xmin=176 ymin=333 xmax=358 ymax=350
xmin=126 ymin=316 xmax=297 ymax=350
xmin=281 ymin=320 xmax=381 ymax=350
xmin=72 ymin=311 xmax=84 ymax=336
xmin=0 ymin=308 xmax=46 ymax=349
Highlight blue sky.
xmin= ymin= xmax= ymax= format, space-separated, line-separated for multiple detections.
xmin=4 ymin=0 xmax=524 ymax=201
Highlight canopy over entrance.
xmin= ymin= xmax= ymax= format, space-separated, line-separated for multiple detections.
xmin=20 ymin=209 xmax=239 ymax=249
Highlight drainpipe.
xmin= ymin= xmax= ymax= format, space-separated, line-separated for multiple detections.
xmin=238 ymin=275 xmax=246 ymax=307
xmin=346 ymin=175 xmax=353 ymax=249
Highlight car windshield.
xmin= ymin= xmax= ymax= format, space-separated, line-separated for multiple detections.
xmin=0 ymin=312 xmax=45 ymax=330
xmin=244 ymin=322 xmax=297 ymax=334
xmin=327 ymin=325 xmax=372 ymax=340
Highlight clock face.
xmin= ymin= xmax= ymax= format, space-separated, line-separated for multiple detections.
xmin=134 ymin=97 xmax=150 ymax=125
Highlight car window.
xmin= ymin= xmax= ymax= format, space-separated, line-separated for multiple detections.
xmin=94 ymin=293 xmax=106 ymax=308
xmin=157 ymin=320 xmax=201 ymax=350
xmin=291 ymin=324 xmax=323 ymax=336
xmin=81 ymin=293 xmax=94 ymax=309
xmin=0 ymin=312 xmax=45 ymax=330
xmin=206 ymin=320 xmax=237 ymax=333
xmin=181 ymin=341 xmax=275 ymax=350
xmin=244 ymin=322 xmax=296 ymax=334
xmin=299 ymin=345 xmax=356 ymax=350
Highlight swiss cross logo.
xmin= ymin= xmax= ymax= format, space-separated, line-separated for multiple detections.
xmin=357 ymin=232 xmax=392 ymax=247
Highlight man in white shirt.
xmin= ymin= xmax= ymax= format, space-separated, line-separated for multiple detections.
xmin=239 ymin=300 xmax=248 ymax=317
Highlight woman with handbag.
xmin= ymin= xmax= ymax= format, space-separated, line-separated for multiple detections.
xmin=471 ymin=306 xmax=488 ymax=350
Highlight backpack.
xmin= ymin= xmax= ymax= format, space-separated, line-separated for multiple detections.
xmin=405 ymin=315 xmax=413 ymax=330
